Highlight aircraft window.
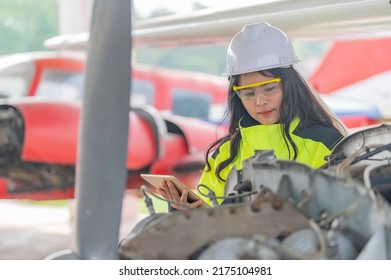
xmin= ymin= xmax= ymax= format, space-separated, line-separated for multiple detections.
xmin=35 ymin=69 xmax=84 ymax=101
xmin=0 ymin=61 xmax=33 ymax=98
xmin=131 ymin=79 xmax=154 ymax=106
xmin=172 ymin=88 xmax=211 ymax=121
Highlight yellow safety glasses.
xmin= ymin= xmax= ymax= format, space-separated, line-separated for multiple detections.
xmin=233 ymin=77 xmax=281 ymax=91
xmin=233 ymin=77 xmax=282 ymax=100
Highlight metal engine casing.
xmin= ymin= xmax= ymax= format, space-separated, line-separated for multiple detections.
xmin=119 ymin=124 xmax=391 ymax=260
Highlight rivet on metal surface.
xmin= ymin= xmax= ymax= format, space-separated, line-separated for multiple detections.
xmin=184 ymin=210 xmax=193 ymax=220
xmin=251 ymin=190 xmax=267 ymax=212
xmin=125 ymin=242 xmax=133 ymax=250
xmin=296 ymin=190 xmax=310 ymax=208
xmin=207 ymin=208 xmax=215 ymax=216
xmin=272 ymin=198 xmax=282 ymax=210
xmin=250 ymin=197 xmax=261 ymax=212
xmin=229 ymin=206 xmax=237 ymax=214
xmin=155 ymin=222 xmax=166 ymax=232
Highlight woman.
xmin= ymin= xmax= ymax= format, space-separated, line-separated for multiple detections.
xmin=158 ymin=22 xmax=346 ymax=208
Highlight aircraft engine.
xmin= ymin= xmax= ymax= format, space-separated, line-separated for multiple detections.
xmin=0 ymin=104 xmax=75 ymax=196
xmin=119 ymin=124 xmax=391 ymax=260
xmin=0 ymin=105 xmax=23 ymax=164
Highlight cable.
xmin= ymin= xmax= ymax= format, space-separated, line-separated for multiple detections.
xmin=351 ymin=143 xmax=391 ymax=165
xmin=362 ymin=161 xmax=391 ymax=203
xmin=336 ymin=147 xmax=367 ymax=177
xmin=197 ymin=183 xmax=258 ymax=206
xmin=141 ymin=185 xmax=155 ymax=215
xmin=276 ymin=219 xmax=327 ymax=260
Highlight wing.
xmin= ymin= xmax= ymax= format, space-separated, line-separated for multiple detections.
xmin=45 ymin=0 xmax=391 ymax=50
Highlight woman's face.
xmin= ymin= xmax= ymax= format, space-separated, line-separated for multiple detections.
xmin=236 ymin=71 xmax=283 ymax=125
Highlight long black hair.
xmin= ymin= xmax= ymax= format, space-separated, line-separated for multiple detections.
xmin=206 ymin=66 xmax=345 ymax=181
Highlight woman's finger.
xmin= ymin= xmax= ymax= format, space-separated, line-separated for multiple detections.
xmin=156 ymin=188 xmax=169 ymax=200
xmin=159 ymin=180 xmax=173 ymax=201
xmin=167 ymin=180 xmax=181 ymax=202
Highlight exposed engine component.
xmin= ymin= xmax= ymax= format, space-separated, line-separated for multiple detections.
xmin=119 ymin=129 xmax=391 ymax=259
xmin=327 ymin=123 xmax=391 ymax=202
xmin=197 ymin=236 xmax=281 ymax=260
xmin=329 ymin=123 xmax=391 ymax=164
xmin=0 ymin=104 xmax=75 ymax=193
xmin=5 ymin=163 xmax=75 ymax=193
xmin=0 ymin=105 xmax=24 ymax=164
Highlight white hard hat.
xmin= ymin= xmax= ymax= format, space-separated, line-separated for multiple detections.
xmin=223 ymin=22 xmax=299 ymax=76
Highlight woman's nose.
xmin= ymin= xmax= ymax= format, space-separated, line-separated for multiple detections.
xmin=255 ymin=91 xmax=269 ymax=106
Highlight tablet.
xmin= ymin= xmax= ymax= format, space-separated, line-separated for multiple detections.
xmin=140 ymin=174 xmax=207 ymax=206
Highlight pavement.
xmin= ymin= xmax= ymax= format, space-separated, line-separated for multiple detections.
xmin=0 ymin=192 xmax=147 ymax=260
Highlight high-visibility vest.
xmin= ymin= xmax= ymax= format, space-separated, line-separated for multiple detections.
xmin=198 ymin=116 xmax=344 ymax=206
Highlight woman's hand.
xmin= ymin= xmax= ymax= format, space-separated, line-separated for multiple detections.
xmin=157 ymin=180 xmax=204 ymax=210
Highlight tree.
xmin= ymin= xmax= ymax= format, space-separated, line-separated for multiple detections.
xmin=0 ymin=0 xmax=58 ymax=55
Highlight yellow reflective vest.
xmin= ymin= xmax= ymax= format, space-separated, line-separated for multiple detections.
xmin=198 ymin=116 xmax=344 ymax=205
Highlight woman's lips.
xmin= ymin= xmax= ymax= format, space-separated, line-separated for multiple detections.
xmin=258 ymin=109 xmax=274 ymax=116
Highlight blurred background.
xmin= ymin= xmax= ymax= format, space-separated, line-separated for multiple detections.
xmin=1 ymin=0 xmax=390 ymax=259
xmin=0 ymin=0 xmax=330 ymax=75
